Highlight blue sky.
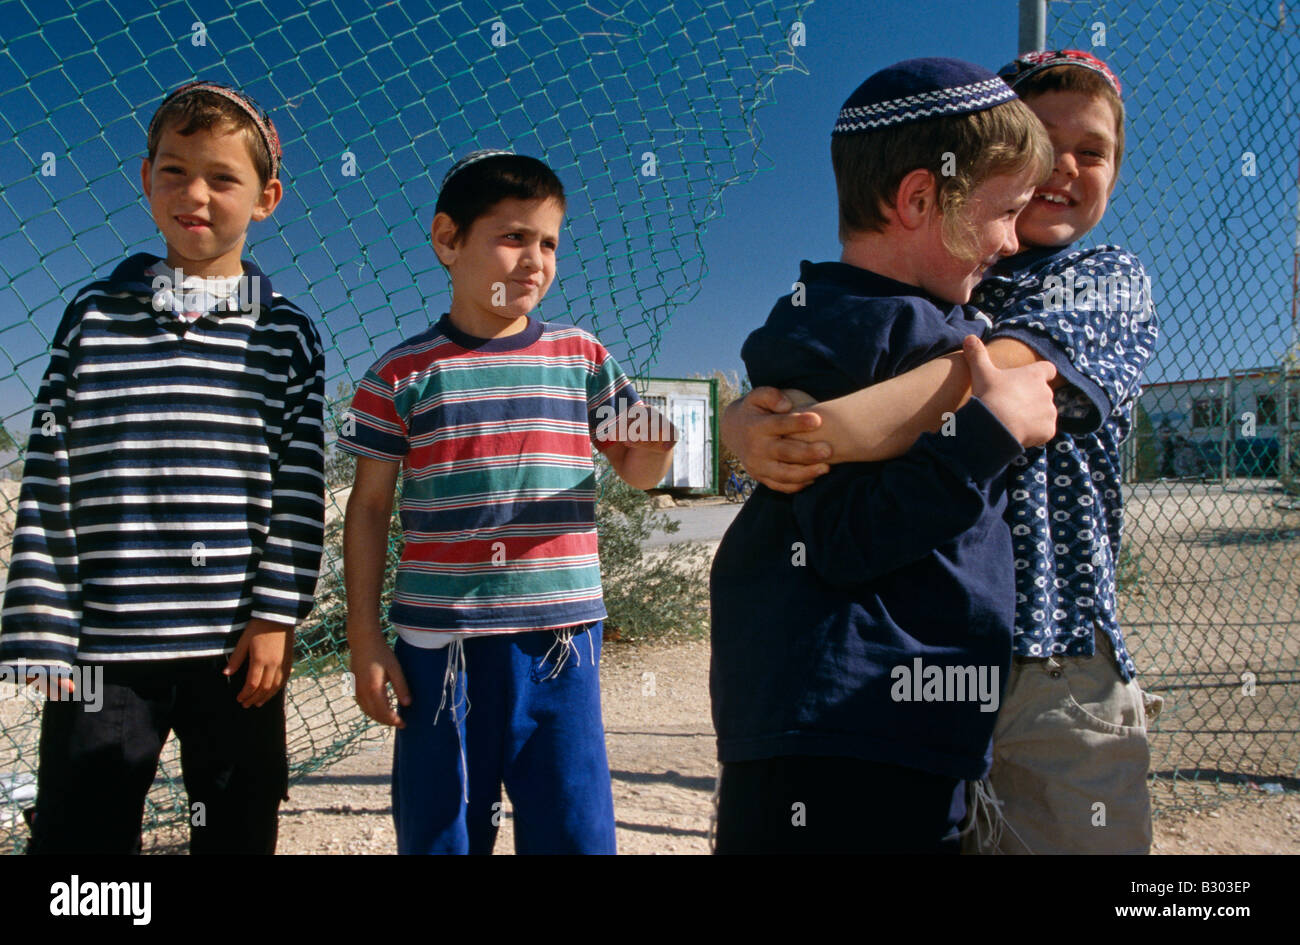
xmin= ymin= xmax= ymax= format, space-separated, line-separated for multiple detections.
xmin=657 ymin=0 xmax=1026 ymax=381
xmin=1 ymin=0 xmax=1298 ymax=444
xmin=657 ymin=0 xmax=1300 ymax=388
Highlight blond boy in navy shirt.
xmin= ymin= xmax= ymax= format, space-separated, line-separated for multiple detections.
xmin=709 ymin=58 xmax=1059 ymax=854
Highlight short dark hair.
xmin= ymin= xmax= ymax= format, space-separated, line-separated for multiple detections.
xmin=831 ymin=97 xmax=1053 ymax=260
xmin=434 ymin=154 xmax=566 ymax=245
xmin=1013 ymin=64 xmax=1125 ymax=175
xmin=147 ymin=88 xmax=275 ymax=187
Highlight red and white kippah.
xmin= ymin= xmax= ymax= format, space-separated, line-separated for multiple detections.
xmin=149 ymin=81 xmax=283 ymax=179
xmin=998 ymin=50 xmax=1122 ymax=97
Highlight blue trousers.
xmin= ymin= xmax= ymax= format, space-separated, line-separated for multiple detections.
xmin=392 ymin=625 xmax=616 ymax=855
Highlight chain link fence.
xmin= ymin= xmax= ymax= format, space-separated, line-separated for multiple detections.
xmin=1047 ymin=0 xmax=1300 ymax=810
xmin=3 ymin=0 xmax=1293 ymax=852
xmin=0 ymin=0 xmax=809 ymax=851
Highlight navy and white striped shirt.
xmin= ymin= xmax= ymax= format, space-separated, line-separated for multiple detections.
xmin=0 ymin=254 xmax=326 ymax=668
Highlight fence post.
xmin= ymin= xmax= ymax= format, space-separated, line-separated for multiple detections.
xmin=1018 ymin=0 xmax=1047 ymax=53
xmin=1284 ymin=365 xmax=1292 ymax=488
xmin=1221 ymin=375 xmax=1232 ymax=481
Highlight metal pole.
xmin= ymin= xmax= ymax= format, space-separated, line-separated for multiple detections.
xmin=1221 ymin=375 xmax=1233 ymax=482
xmin=1018 ymin=0 xmax=1047 ymax=53
xmin=1283 ymin=365 xmax=1292 ymax=488
xmin=1285 ymin=141 xmax=1300 ymax=488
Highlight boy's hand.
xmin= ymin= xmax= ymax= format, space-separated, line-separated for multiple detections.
xmin=780 ymin=388 xmax=819 ymax=410
xmin=599 ymin=403 xmax=677 ymax=490
xmin=594 ymin=402 xmax=677 ymax=452
xmin=348 ymin=627 xmax=410 ymax=728
xmin=963 ymin=335 xmax=1058 ymax=448
xmin=24 ymin=669 xmax=76 ymax=699
xmin=721 ymin=388 xmax=831 ymax=494
xmin=225 ymin=617 xmax=295 ymax=708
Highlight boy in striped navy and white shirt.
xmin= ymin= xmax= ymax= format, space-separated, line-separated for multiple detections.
xmin=0 ymin=82 xmax=325 ymax=854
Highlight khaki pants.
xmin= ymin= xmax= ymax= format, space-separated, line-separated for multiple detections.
xmin=966 ymin=631 xmax=1163 ymax=854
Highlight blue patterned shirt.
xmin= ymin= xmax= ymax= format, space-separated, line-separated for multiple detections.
xmin=974 ymin=244 xmax=1158 ymax=681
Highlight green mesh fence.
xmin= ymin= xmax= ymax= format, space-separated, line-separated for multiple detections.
xmin=1047 ymin=1 xmax=1300 ymax=811
xmin=0 ymin=0 xmax=809 ymax=851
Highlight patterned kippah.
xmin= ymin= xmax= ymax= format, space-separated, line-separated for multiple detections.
xmin=998 ymin=49 xmax=1122 ymax=97
xmin=440 ymin=148 xmax=517 ymax=189
xmin=832 ymin=57 xmax=1017 ymax=136
xmin=149 ymin=81 xmax=283 ymax=179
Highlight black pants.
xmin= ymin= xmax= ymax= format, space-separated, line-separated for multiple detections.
xmin=28 ymin=657 xmax=288 ymax=855
xmin=714 ymin=755 xmax=967 ymax=854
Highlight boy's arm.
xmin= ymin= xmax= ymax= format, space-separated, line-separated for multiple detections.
xmin=0 ymin=304 xmax=83 ymax=680
xmin=586 ymin=343 xmax=675 ymax=490
xmin=336 ymin=364 xmax=412 ymax=728
xmin=740 ymin=251 xmax=1160 ymax=483
xmin=230 ymin=320 xmax=327 ymax=706
xmin=223 ymin=617 xmax=297 ymax=708
xmin=247 ymin=323 xmax=327 ymax=628
xmin=792 ymin=378 xmax=1025 ymax=587
xmin=726 ymin=337 xmax=1059 ymax=490
xmin=343 ymin=456 xmax=409 ymax=727
xmin=798 ymin=336 xmax=1063 ymax=461
xmin=719 ymin=389 xmax=830 ymax=493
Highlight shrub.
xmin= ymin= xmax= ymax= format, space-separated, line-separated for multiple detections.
xmin=595 ymin=459 xmax=711 ymax=642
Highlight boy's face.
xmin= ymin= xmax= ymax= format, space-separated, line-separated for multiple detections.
xmin=434 ymin=197 xmax=563 ymax=336
xmin=1015 ymin=90 xmax=1118 ymax=248
xmin=141 ymin=122 xmax=281 ymax=277
xmin=920 ymin=170 xmax=1035 ymax=304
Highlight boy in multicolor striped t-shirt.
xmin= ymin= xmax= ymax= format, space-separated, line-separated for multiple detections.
xmin=340 ymin=151 xmax=675 ymax=855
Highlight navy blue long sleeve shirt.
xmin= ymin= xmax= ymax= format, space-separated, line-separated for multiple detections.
xmin=710 ymin=260 xmax=1024 ymax=780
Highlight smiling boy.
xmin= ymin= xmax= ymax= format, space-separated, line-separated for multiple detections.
xmin=0 ymin=81 xmax=325 ymax=853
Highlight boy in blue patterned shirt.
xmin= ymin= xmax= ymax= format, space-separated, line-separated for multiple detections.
xmin=725 ymin=50 xmax=1161 ymax=854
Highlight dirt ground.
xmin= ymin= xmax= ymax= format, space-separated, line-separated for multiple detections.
xmin=1120 ymin=480 xmax=1300 ymax=791
xmin=126 ymin=636 xmax=1297 ymax=855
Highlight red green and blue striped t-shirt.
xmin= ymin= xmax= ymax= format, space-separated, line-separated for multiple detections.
xmin=340 ymin=314 xmax=640 ymax=640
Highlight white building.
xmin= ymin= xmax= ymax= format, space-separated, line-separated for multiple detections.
xmin=633 ymin=376 xmax=718 ymax=493
xmin=1132 ymin=367 xmax=1299 ymax=479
